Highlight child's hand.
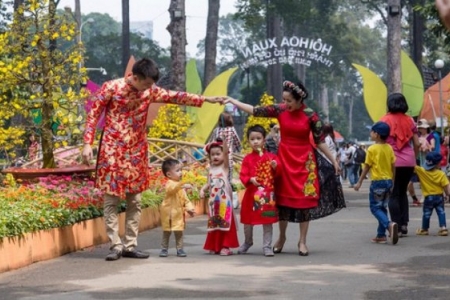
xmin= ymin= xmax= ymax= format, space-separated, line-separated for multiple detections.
xmin=271 ymin=160 xmax=277 ymax=170
xmin=217 ymin=133 xmax=226 ymax=142
xmin=354 ymin=183 xmax=361 ymax=191
xmin=187 ymin=210 xmax=195 ymax=217
xmin=183 ymin=184 xmax=193 ymax=190
xmin=250 ymin=177 xmax=260 ymax=186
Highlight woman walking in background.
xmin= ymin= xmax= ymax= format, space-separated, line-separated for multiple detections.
xmin=380 ymin=93 xmax=419 ymax=237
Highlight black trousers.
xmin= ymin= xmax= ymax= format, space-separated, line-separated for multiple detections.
xmin=389 ymin=167 xmax=414 ymax=228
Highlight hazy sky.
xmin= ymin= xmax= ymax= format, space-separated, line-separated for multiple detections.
xmin=58 ymin=0 xmax=238 ymax=57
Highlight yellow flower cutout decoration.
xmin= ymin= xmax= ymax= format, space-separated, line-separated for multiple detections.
xmin=303 ymin=152 xmax=317 ymax=197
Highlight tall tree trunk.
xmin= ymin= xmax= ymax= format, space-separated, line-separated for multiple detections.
xmin=42 ymin=0 xmax=58 ymax=168
xmin=266 ymin=0 xmax=282 ymax=101
xmin=411 ymin=0 xmax=424 ymax=69
xmin=75 ymin=0 xmax=81 ymax=41
xmin=332 ymin=89 xmax=338 ymax=106
xmin=320 ymin=85 xmax=329 ymax=122
xmin=167 ymin=0 xmax=186 ymax=91
xmin=122 ymin=0 xmax=130 ymax=74
xmin=387 ymin=0 xmax=402 ymax=93
xmin=293 ymin=26 xmax=306 ymax=83
xmin=204 ymin=0 xmax=220 ymax=88
xmin=13 ymin=0 xmax=23 ymax=11
xmin=348 ymin=96 xmax=354 ymax=138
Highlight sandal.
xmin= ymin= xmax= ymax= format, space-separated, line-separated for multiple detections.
xmin=273 ymin=238 xmax=286 ymax=254
xmin=219 ymin=248 xmax=233 ymax=256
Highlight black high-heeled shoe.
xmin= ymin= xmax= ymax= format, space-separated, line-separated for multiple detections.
xmin=298 ymin=243 xmax=309 ymax=256
xmin=273 ymin=238 xmax=286 ymax=254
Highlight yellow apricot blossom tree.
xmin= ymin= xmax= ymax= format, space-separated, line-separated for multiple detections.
xmin=0 ymin=0 xmax=86 ymax=167
xmin=148 ymin=105 xmax=192 ymax=152
xmin=242 ymin=93 xmax=278 ymax=152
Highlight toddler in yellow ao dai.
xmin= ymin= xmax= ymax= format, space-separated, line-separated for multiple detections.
xmin=159 ymin=159 xmax=195 ymax=257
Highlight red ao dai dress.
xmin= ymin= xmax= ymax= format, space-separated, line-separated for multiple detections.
xmin=253 ymin=103 xmax=345 ymax=222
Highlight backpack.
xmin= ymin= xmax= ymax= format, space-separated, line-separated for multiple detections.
xmin=353 ymin=148 xmax=366 ymax=164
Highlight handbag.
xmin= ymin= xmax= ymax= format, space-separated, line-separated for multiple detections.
xmin=446 ymin=148 xmax=450 ymax=177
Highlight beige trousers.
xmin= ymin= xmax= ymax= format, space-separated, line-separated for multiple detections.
xmin=161 ymin=231 xmax=184 ymax=249
xmin=104 ymin=193 xmax=141 ymax=251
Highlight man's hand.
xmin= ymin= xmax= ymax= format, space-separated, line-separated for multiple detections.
xmin=199 ymin=189 xmax=206 ymax=199
xmin=354 ymin=182 xmax=361 ymax=191
xmin=82 ymin=144 xmax=93 ymax=165
xmin=187 ymin=210 xmax=195 ymax=217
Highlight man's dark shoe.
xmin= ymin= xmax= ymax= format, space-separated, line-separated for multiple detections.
xmin=122 ymin=249 xmax=150 ymax=259
xmin=105 ymin=249 xmax=122 ymax=261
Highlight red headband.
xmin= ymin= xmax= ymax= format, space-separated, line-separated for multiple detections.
xmin=204 ymin=141 xmax=223 ymax=154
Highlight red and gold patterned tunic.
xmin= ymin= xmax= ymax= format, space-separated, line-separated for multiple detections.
xmin=84 ymin=75 xmax=205 ymax=198
xmin=240 ymin=150 xmax=278 ymax=225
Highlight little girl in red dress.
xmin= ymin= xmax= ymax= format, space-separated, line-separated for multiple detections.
xmin=238 ymin=125 xmax=278 ymax=256
xmin=200 ymin=136 xmax=239 ymax=255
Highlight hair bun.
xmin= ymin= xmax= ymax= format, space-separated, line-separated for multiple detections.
xmin=283 ymin=81 xmax=308 ymax=100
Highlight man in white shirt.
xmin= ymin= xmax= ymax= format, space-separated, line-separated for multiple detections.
xmin=345 ymin=143 xmax=358 ymax=188
xmin=338 ymin=145 xmax=349 ymax=182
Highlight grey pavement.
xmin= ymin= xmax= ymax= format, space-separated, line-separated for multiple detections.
xmin=1 ymin=181 xmax=450 ymax=300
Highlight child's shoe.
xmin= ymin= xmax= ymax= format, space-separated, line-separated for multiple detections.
xmin=177 ymin=248 xmax=187 ymax=257
xmin=438 ymin=229 xmax=448 ymax=236
xmin=371 ymin=236 xmax=387 ymax=244
xmin=159 ymin=249 xmax=168 ymax=257
xmin=416 ymin=228 xmax=429 ymax=235
xmin=263 ymin=247 xmax=274 ymax=257
xmin=219 ymin=248 xmax=233 ymax=256
xmin=237 ymin=243 xmax=253 ymax=254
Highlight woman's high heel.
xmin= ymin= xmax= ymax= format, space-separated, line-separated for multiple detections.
xmin=273 ymin=238 xmax=286 ymax=254
xmin=298 ymin=243 xmax=309 ymax=256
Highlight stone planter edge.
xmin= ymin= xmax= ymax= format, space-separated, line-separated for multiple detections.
xmin=0 ymin=198 xmax=206 ymax=273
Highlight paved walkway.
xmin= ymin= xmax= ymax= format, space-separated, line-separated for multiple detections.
xmin=1 ymin=181 xmax=450 ymax=300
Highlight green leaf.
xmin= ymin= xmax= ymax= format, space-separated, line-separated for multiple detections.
xmin=352 ymin=63 xmax=387 ymax=122
xmin=401 ymin=50 xmax=424 ymax=117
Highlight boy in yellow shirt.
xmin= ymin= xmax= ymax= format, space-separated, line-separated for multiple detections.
xmin=354 ymin=122 xmax=399 ymax=245
xmin=415 ymin=152 xmax=449 ymax=236
xmin=159 ymin=159 xmax=195 ymax=257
